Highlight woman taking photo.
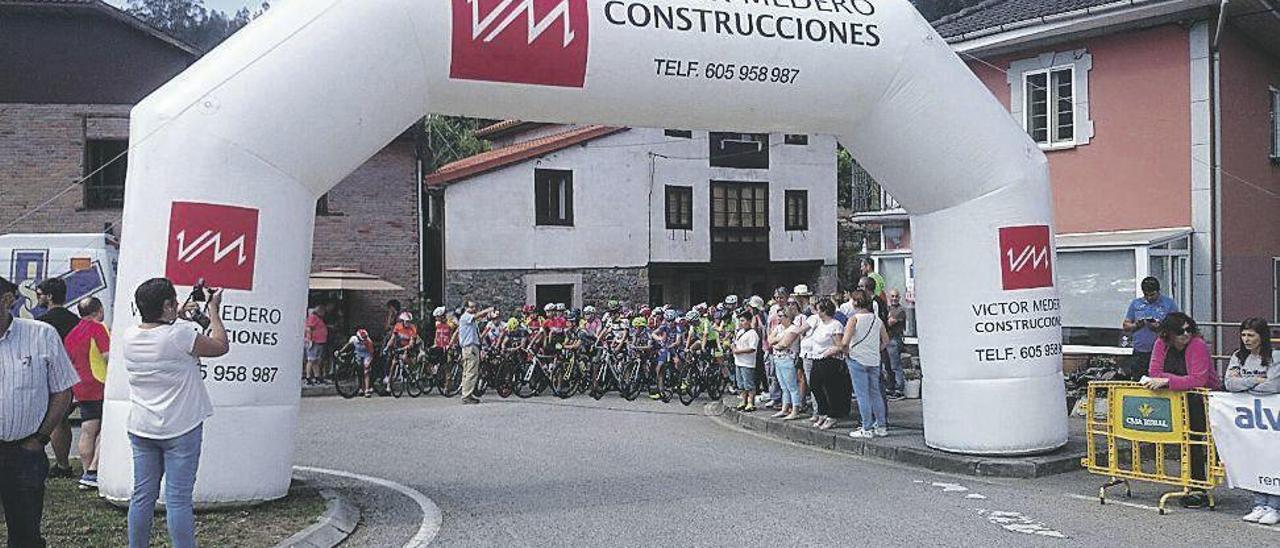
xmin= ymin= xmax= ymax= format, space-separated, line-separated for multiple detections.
xmin=1224 ymin=318 xmax=1279 ymax=524
xmin=1142 ymin=312 xmax=1219 ymax=508
xmin=122 ymin=278 xmax=229 ymax=548
xmin=767 ymin=299 xmax=805 ymax=420
xmin=839 ymin=290 xmax=889 ymax=438
xmin=810 ymin=299 xmax=851 ymax=430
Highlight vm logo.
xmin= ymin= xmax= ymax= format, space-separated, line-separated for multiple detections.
xmin=450 ymin=0 xmax=589 ymax=88
xmin=998 ymin=225 xmax=1053 ymax=290
xmin=165 ymin=202 xmax=259 ymax=291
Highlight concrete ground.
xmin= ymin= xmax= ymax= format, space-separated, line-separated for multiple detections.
xmin=291 ymin=395 xmax=1280 ymax=547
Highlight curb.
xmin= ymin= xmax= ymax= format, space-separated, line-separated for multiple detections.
xmin=301 ymin=385 xmax=338 ymax=398
xmin=274 ymin=486 xmax=360 ymax=548
xmin=705 ymin=401 xmax=1084 ymax=479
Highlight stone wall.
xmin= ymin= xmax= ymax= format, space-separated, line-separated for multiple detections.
xmin=446 ymin=266 xmax=648 ymax=311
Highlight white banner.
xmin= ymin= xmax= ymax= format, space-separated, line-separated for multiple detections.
xmin=1208 ymin=392 xmax=1280 ymax=495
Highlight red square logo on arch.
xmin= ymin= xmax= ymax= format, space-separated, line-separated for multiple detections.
xmin=165 ymin=202 xmax=259 ymax=291
xmin=451 ymin=0 xmax=589 ymax=88
xmin=998 ymin=225 xmax=1053 ymax=291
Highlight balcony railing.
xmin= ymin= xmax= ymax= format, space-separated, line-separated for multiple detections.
xmin=850 ymin=161 xmax=900 ymax=213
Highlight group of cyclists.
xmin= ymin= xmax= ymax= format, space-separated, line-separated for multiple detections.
xmin=334 ymin=294 xmax=778 ymax=404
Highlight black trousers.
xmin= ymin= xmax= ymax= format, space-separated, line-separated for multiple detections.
xmin=810 ymin=357 xmax=852 ymax=418
xmin=1187 ymin=393 xmax=1208 ymax=483
xmin=0 ymin=441 xmax=49 ymax=548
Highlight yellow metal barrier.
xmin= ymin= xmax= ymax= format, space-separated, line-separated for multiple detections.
xmin=1081 ymin=381 xmax=1225 ymax=514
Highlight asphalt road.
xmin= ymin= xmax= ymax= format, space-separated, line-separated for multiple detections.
xmin=293 ymin=395 xmax=1280 ymax=547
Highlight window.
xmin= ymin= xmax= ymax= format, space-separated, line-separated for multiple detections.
xmin=784 ymin=134 xmax=809 ymax=145
xmin=711 ymin=182 xmax=768 ymax=234
xmin=709 ymin=132 xmax=769 ymax=169
xmin=1058 ymin=250 xmax=1136 ymax=329
xmin=315 ymin=193 xmax=343 ymax=216
xmin=534 ymin=168 xmax=573 ymax=226
xmin=84 ymin=140 xmax=128 ymax=209
xmin=1270 ymin=87 xmax=1279 ymax=162
xmin=1024 ymin=67 xmax=1074 ymax=146
xmin=535 ymin=284 xmax=574 ymax=309
xmin=664 ymin=129 xmax=692 ymax=138
xmin=1273 ymin=258 xmax=1279 ymax=322
xmin=664 ymin=185 xmax=693 ymax=230
xmin=784 ymin=190 xmax=808 ymax=231
xmin=1009 ymin=50 xmax=1093 ymax=148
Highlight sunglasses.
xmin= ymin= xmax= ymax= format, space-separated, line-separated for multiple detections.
xmin=1167 ymin=327 xmax=1191 ymax=336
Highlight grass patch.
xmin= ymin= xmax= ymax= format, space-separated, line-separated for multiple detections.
xmin=1 ymin=472 xmax=326 ymax=547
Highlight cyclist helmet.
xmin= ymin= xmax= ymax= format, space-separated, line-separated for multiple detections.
xmin=638 ymin=306 xmax=652 ymax=318
xmin=505 ymin=318 xmax=520 ymax=331
xmin=583 ymin=305 xmax=597 ymax=316
xmin=748 ymin=295 xmax=765 ymax=310
xmin=724 ymin=294 xmax=739 ymax=306
xmin=663 ymin=309 xmax=678 ymax=321
xmin=684 ymin=310 xmax=700 ymax=322
xmin=544 ymin=303 xmax=556 ymax=313
xmin=356 ymin=328 xmax=369 ymax=339
xmin=607 ymin=299 xmax=620 ymax=312
xmin=692 ymin=302 xmax=708 ymax=313
xmin=555 ymin=303 xmax=566 ymax=312
xmin=521 ymin=304 xmax=536 ymax=314
xmin=398 ymin=311 xmax=414 ymax=322
xmin=432 ymin=306 xmax=446 ymax=318
xmin=566 ymin=309 xmax=580 ymax=321
xmin=631 ymin=317 xmax=647 ymax=328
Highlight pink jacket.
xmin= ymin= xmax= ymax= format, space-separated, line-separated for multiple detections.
xmin=1149 ymin=337 xmax=1221 ymax=391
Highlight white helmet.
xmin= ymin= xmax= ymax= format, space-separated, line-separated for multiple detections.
xmin=583 ymin=305 xmax=597 ymax=315
xmin=724 ymin=294 xmax=739 ymax=306
xmin=432 ymin=306 xmax=446 ymax=317
xmin=544 ymin=303 xmax=556 ymax=312
xmin=555 ymin=302 xmax=566 ymax=312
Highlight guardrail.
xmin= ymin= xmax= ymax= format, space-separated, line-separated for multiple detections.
xmin=1082 ymin=381 xmax=1224 ymax=514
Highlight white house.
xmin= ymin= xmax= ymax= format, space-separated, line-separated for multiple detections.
xmin=425 ymin=122 xmax=838 ymax=310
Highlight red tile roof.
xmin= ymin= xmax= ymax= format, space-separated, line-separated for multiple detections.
xmin=473 ymin=119 xmax=543 ymax=139
xmin=426 ymin=125 xmax=626 ymax=187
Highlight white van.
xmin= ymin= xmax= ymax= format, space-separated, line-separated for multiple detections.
xmin=0 ymin=233 xmax=120 ymax=324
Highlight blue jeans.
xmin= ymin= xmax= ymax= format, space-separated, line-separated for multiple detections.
xmin=129 ymin=424 xmax=204 ymax=548
xmin=766 ymin=355 xmax=783 ymax=402
xmin=773 ymin=355 xmax=801 ymax=407
xmin=848 ymin=358 xmax=886 ymax=430
xmin=0 ymin=441 xmax=50 ymax=548
xmin=1254 ymin=491 xmax=1280 ymax=508
xmin=885 ymin=338 xmax=906 ymax=393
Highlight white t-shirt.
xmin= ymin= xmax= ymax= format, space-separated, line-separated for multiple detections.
xmin=798 ymin=314 xmax=817 ymax=359
xmin=808 ymin=317 xmax=844 ymax=358
xmin=846 ymin=312 xmax=882 ymax=367
xmin=122 ymin=321 xmax=213 ymax=439
xmin=733 ymin=329 xmax=759 ymax=369
xmin=769 ymin=321 xmax=803 ymax=357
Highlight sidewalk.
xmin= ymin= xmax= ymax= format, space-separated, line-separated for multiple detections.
xmin=709 ymin=398 xmax=1087 ymax=479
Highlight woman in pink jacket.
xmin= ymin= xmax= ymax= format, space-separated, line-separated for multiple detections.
xmin=1141 ymin=312 xmax=1219 ymax=508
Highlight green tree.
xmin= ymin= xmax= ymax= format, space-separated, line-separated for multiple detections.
xmin=127 ymin=0 xmax=269 ymax=53
xmin=423 ymin=115 xmax=491 ymax=172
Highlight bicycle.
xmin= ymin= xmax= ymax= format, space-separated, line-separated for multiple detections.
xmin=332 ymin=350 xmax=364 ymax=399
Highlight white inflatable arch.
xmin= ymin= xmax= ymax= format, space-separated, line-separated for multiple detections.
xmin=101 ymin=0 xmax=1068 ymax=504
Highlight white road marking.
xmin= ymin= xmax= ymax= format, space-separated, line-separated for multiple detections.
xmin=294 ymin=465 xmax=443 ymax=547
xmin=966 ymin=493 xmax=988 ymax=500
xmin=932 ymin=481 xmax=969 ymax=493
xmin=1063 ymin=493 xmax=1162 ymax=513
xmin=977 ymin=509 xmax=1068 ymax=539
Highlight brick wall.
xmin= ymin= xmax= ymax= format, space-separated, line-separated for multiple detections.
xmin=311 ymin=139 xmax=421 ymax=338
xmin=1 ymin=104 xmax=422 ymax=339
xmin=0 ymin=103 xmax=133 ymax=234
